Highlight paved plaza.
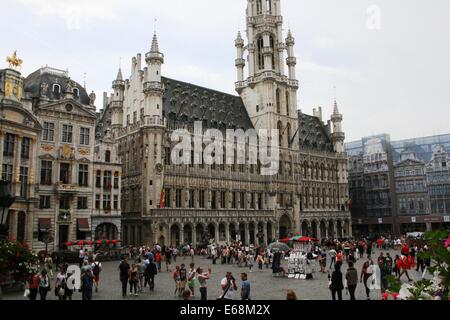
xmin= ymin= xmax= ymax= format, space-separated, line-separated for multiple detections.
xmin=4 ymin=249 xmax=427 ymax=301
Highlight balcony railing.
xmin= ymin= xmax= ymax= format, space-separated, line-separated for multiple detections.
xmin=150 ymin=208 xmax=274 ymax=219
xmin=55 ymin=182 xmax=79 ymax=193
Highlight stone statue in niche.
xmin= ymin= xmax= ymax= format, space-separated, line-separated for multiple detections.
xmin=40 ymin=82 xmax=48 ymax=98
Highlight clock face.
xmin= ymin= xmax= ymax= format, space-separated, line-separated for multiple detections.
xmin=65 ymin=104 xmax=73 ymax=112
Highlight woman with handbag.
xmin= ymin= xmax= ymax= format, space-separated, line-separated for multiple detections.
xmin=55 ymin=264 xmax=67 ymax=300
xmin=39 ymin=270 xmax=51 ymax=300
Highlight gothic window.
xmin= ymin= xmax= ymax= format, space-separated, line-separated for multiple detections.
xmin=270 ymin=34 xmax=275 ymax=69
xmin=257 ymin=36 xmax=264 ymax=70
xmin=287 ymin=123 xmax=291 ymax=147
xmin=276 ymin=89 xmax=281 ymax=113
xmin=277 ymin=121 xmax=283 ymax=147
xmin=256 ymin=0 xmax=262 ymax=14
xmin=286 ymin=91 xmax=290 ymax=116
xmin=266 ymin=0 xmax=272 ymax=13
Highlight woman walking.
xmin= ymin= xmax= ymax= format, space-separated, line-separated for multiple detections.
xmin=38 ymin=270 xmax=51 ymax=300
xmin=129 ymin=263 xmax=139 ymax=296
xmin=360 ymin=258 xmax=374 ymax=300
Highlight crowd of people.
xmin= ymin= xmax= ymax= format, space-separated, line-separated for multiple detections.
xmin=23 ymin=234 xmax=433 ymax=301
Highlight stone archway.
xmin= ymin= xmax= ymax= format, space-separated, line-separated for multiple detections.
xmin=158 ymin=235 xmax=165 ymax=246
xmin=95 ymin=223 xmax=119 ymax=240
xmin=279 ymin=215 xmax=292 ymax=239
xmin=248 ymin=222 xmax=256 ymax=245
xmin=337 ymin=220 xmax=343 ymax=239
xmin=328 ymin=220 xmax=335 ymax=239
xmin=229 ymin=223 xmax=237 ymax=241
xmin=239 ymin=223 xmax=246 ymax=243
xmin=301 ymin=220 xmax=309 ymax=236
xmin=196 ymin=223 xmax=205 ymax=245
xmin=311 ymin=220 xmax=318 ymax=239
xmin=207 ymin=223 xmax=216 ymax=242
xmin=320 ymin=220 xmax=327 ymax=239
xmin=257 ymin=222 xmax=265 ymax=246
xmin=267 ymin=222 xmax=274 ymax=243
xmin=170 ymin=224 xmax=181 ymax=246
xmin=218 ymin=223 xmax=226 ymax=242
xmin=344 ymin=219 xmax=351 ymax=238
xmin=184 ymin=224 xmax=193 ymax=245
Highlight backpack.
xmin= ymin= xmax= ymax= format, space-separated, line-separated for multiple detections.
xmin=93 ymin=262 xmax=101 ymax=275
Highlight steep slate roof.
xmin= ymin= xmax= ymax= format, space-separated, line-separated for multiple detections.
xmin=161 ymin=77 xmax=254 ymax=131
xmin=298 ymin=112 xmax=333 ymax=152
xmin=23 ymin=69 xmax=90 ymax=105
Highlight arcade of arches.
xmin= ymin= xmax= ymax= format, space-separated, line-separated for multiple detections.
xmin=122 ymin=216 xmax=352 ymax=247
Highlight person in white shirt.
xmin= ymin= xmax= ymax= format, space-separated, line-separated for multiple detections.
xmin=220 ymin=272 xmax=237 ymax=300
xmin=79 ymin=249 xmax=84 ymax=268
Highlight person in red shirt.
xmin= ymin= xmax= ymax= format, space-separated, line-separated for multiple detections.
xmin=336 ymin=250 xmax=343 ymax=268
xmin=27 ymin=271 xmax=40 ymax=300
xmin=377 ymin=238 xmax=383 ymax=250
xmin=155 ymin=251 xmax=162 ymax=272
xmin=401 ymin=243 xmax=409 ymax=256
xmin=397 ymin=255 xmax=412 ymax=282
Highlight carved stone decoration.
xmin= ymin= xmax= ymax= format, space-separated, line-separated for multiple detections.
xmin=155 ymin=163 xmax=163 ymax=174
xmin=40 ymin=82 xmax=49 ymax=98
xmin=41 ymin=144 xmax=54 ymax=152
xmin=79 ymin=148 xmax=90 ymax=156
xmin=89 ymin=91 xmax=96 ymax=106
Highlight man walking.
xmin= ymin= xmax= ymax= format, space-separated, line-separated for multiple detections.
xmin=241 ymin=273 xmax=251 ymax=300
xmin=345 ymin=261 xmax=358 ymax=300
xmin=328 ymin=248 xmax=337 ymax=270
xmin=119 ymin=256 xmax=130 ymax=297
xmin=145 ymin=258 xmax=158 ymax=292
xmin=91 ymin=258 xmax=102 ymax=293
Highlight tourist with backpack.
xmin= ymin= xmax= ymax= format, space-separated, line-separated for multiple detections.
xmin=91 ymin=259 xmax=102 ymax=292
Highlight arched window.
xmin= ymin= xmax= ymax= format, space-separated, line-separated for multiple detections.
xmin=257 ymin=36 xmax=264 ymax=70
xmin=256 ymin=0 xmax=262 ymax=14
xmin=287 ymin=123 xmax=292 ymax=147
xmin=276 ymin=89 xmax=281 ymax=113
xmin=52 ymin=84 xmax=61 ymax=95
xmin=105 ymin=150 xmax=111 ymax=163
xmin=266 ymin=0 xmax=272 ymax=13
xmin=269 ymin=35 xmax=275 ymax=69
xmin=277 ymin=121 xmax=283 ymax=147
xmin=286 ymin=91 xmax=290 ymax=116
xmin=73 ymin=88 xmax=79 ymax=97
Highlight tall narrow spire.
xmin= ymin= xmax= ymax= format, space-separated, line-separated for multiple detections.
xmin=333 ymin=99 xmax=340 ymax=115
xmin=116 ymin=67 xmax=123 ymax=81
xmin=151 ymin=33 xmax=159 ymax=53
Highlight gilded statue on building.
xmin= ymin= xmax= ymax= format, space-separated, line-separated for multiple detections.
xmin=6 ymin=51 xmax=23 ymax=69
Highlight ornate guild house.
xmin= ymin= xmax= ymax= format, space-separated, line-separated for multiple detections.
xmin=96 ymin=0 xmax=352 ymax=247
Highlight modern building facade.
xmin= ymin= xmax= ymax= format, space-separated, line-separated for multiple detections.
xmin=97 ymin=0 xmax=351 ymax=247
xmin=347 ymin=134 xmax=450 ymax=236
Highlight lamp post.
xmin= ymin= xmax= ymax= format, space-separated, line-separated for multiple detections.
xmin=0 ymin=180 xmax=15 ymax=241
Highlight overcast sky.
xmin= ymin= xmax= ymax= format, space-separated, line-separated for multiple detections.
xmin=1 ymin=0 xmax=449 ymax=142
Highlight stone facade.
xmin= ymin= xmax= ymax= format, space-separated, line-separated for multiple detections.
xmin=0 ymin=66 xmax=122 ymax=252
xmin=347 ymin=134 xmax=450 ymax=236
xmin=99 ymin=0 xmax=351 ymax=247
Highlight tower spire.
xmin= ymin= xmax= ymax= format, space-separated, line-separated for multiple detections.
xmin=151 ymin=32 xmax=159 ymax=53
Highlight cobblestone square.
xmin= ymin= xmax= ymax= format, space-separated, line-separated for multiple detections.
xmin=4 ymin=249 xmax=427 ymax=301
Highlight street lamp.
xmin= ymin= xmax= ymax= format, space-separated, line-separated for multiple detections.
xmin=0 ymin=180 xmax=16 ymax=241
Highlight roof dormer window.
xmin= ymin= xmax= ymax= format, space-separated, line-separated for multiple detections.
xmin=52 ymin=84 xmax=61 ymax=95
xmin=73 ymin=88 xmax=79 ymax=97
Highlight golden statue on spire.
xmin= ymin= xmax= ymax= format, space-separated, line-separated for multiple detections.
xmin=6 ymin=50 xmax=23 ymax=69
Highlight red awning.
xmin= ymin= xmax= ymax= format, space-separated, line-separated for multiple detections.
xmin=77 ymin=218 xmax=90 ymax=232
xmin=38 ymin=218 xmax=51 ymax=231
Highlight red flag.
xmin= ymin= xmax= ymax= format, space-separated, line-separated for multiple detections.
xmin=160 ymin=190 xmax=165 ymax=208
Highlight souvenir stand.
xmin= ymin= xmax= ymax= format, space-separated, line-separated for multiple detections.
xmin=286 ymin=239 xmax=318 ymax=279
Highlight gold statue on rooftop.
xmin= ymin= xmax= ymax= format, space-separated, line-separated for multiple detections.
xmin=6 ymin=51 xmax=23 ymax=69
